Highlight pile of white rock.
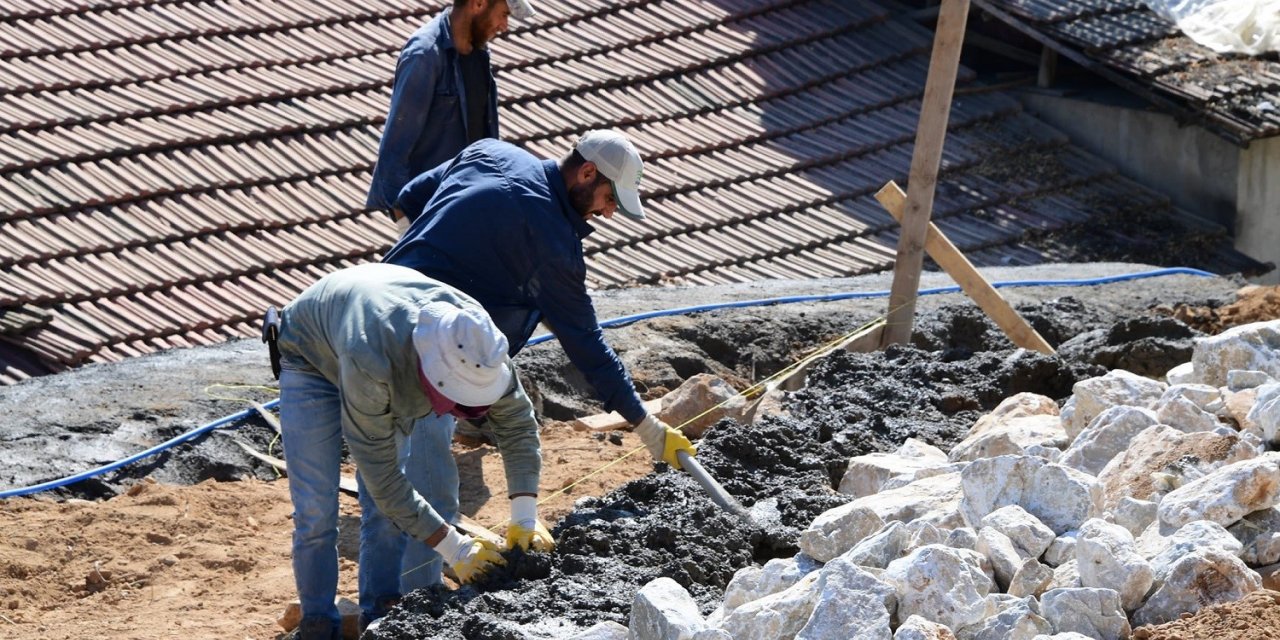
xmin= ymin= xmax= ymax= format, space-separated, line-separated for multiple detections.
xmin=585 ymin=319 xmax=1280 ymax=640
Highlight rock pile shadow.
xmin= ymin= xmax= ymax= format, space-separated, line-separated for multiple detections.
xmin=369 ymin=300 xmax=1202 ymax=639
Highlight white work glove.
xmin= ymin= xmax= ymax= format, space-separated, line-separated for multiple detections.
xmin=432 ymin=526 xmax=504 ymax=584
xmin=505 ymin=495 xmax=555 ymax=552
xmin=634 ymin=415 xmax=696 ymax=470
xmin=395 ymin=215 xmax=410 ymax=234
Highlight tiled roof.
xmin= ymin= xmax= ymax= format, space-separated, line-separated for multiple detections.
xmin=0 ymin=0 xmax=1264 ymax=384
xmin=974 ymin=0 xmax=1280 ymax=143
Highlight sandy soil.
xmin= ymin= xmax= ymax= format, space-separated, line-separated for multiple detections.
xmin=0 ymin=423 xmax=651 ymax=640
xmin=1133 ymin=590 xmax=1280 ymax=640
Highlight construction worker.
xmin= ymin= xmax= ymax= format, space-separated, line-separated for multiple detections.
xmin=382 ymin=130 xmax=697 ymax=535
xmin=271 ymin=263 xmax=553 ymax=640
xmin=365 ymin=0 xmax=534 ymax=222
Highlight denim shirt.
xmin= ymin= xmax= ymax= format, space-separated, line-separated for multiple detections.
xmin=382 ymin=139 xmax=648 ymax=424
xmin=365 ymin=7 xmax=500 ymax=210
xmin=276 ymin=263 xmax=541 ymax=540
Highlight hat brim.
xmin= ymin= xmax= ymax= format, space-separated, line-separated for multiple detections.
xmin=420 ymin=353 xmax=513 ymax=407
xmin=612 ymin=182 xmax=645 ymax=221
xmin=507 ymin=0 xmax=534 ymax=21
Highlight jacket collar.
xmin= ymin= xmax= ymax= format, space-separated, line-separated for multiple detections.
xmin=543 ymin=160 xmax=595 ymax=240
xmin=438 ymin=7 xmax=457 ymax=53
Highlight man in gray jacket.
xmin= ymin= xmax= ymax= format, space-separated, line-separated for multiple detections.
xmin=275 ymin=262 xmax=553 ymax=640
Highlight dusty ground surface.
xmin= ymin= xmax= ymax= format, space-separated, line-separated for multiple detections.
xmin=1132 ymin=590 xmax=1280 ymax=640
xmin=0 ymin=263 xmax=1268 ymax=639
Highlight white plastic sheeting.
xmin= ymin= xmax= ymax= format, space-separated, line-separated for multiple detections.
xmin=1145 ymin=0 xmax=1280 ymax=55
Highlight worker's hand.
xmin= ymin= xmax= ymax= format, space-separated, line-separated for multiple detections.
xmin=432 ymin=527 xmax=505 ymax=584
xmin=505 ymin=495 xmax=555 ymax=552
xmin=634 ymin=415 xmax=696 ymax=470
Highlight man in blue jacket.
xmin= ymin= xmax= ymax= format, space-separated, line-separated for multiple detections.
xmin=382 ymin=129 xmax=697 ymax=584
xmin=365 ymin=0 xmax=534 ymax=216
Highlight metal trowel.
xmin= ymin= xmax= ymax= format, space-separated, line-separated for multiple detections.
xmin=677 ymin=451 xmax=755 ymax=524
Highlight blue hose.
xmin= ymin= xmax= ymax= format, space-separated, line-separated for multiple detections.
xmin=0 ymin=266 xmax=1214 ymax=499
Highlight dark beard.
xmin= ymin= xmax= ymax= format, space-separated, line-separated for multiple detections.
xmin=470 ymin=8 xmax=493 ymax=49
xmin=569 ymin=174 xmax=609 ymax=219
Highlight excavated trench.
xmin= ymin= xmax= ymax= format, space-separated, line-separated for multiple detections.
xmin=367 ymin=298 xmax=1203 ymax=640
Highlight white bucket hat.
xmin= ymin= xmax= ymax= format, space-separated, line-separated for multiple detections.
xmin=413 ymin=302 xmax=512 ymax=407
xmin=575 ymin=129 xmax=645 ymax=221
xmin=507 ymin=0 xmax=535 ymax=21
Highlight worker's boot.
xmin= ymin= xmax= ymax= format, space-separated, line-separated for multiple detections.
xmin=291 ymin=616 xmax=341 ymax=640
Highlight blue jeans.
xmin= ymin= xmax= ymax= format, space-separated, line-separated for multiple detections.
xmin=279 ymin=366 xmax=459 ymax=626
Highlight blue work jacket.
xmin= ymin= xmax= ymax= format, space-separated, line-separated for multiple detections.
xmin=365 ymin=7 xmax=500 ymax=210
xmin=382 ymin=139 xmax=647 ymax=424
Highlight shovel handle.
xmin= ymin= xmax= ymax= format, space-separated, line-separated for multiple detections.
xmin=677 ymin=451 xmax=752 ymax=522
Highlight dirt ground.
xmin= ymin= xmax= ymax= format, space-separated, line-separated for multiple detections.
xmin=0 ymin=423 xmax=650 ymax=640
xmin=0 ymin=264 xmax=1269 ymax=639
xmin=1133 ymin=590 xmax=1280 ymax=640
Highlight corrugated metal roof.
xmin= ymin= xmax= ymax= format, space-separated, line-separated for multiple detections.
xmin=0 ymin=0 xmax=1264 ymax=383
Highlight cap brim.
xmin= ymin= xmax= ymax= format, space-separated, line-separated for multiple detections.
xmin=507 ymin=0 xmax=534 ymax=21
xmin=612 ymin=183 xmax=644 ymax=221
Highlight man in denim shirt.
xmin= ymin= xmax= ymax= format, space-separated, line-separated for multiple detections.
xmin=383 ymin=130 xmax=697 ymax=548
xmin=276 ymin=263 xmax=553 ymax=640
xmin=365 ymin=0 xmax=535 ymax=217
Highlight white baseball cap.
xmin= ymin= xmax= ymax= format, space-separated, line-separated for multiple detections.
xmin=507 ymin=0 xmax=535 ymax=21
xmin=413 ymin=302 xmax=513 ymax=407
xmin=575 ymin=129 xmax=646 ymax=221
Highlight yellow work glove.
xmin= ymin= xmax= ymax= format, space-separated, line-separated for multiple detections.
xmin=433 ymin=527 xmax=505 ymax=584
xmin=634 ymin=415 xmax=697 ymax=470
xmin=505 ymin=495 xmax=555 ymax=552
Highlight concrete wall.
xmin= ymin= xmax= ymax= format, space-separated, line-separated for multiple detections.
xmin=1237 ymin=135 xmax=1280 ymax=284
xmin=1019 ymin=92 xmax=1240 ymax=230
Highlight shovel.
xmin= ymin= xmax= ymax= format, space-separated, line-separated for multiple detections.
xmin=677 ymin=450 xmax=754 ymax=524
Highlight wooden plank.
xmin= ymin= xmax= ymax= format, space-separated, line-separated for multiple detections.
xmin=876 ymin=181 xmax=1055 ymax=354
xmin=226 ymin=436 xmax=359 ymax=494
xmin=572 ymin=398 xmax=664 ymax=432
xmin=455 ymin=514 xmax=506 ymax=546
xmin=882 ymin=0 xmax=972 ymax=347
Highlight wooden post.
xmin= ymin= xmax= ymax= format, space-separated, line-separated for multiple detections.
xmin=1038 ymin=46 xmax=1058 ymax=88
xmin=882 ymin=0 xmax=971 ymax=348
xmin=876 ymin=182 xmax=1055 ymax=354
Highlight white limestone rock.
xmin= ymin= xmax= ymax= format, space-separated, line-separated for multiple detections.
xmin=883 ymin=545 xmax=993 ymax=631
xmin=906 ymin=521 xmax=947 ymax=553
xmin=1165 ymin=362 xmax=1197 ymax=385
xmin=1038 ymin=588 xmax=1130 ymax=640
xmin=880 ymin=463 xmax=969 ymax=492
xmin=718 ymin=572 xmax=821 ymax=640
xmin=628 ymin=577 xmax=706 ymax=640
xmin=1153 ymin=395 xmax=1222 ymax=434
xmin=1074 ymin=518 xmax=1154 ymax=611
xmin=841 ymin=521 xmax=910 ymax=570
xmin=897 ymin=438 xmax=951 ymax=459
xmin=956 ymin=596 xmax=1050 ymax=640
xmin=946 ymin=527 xmax=979 ymax=552
xmin=969 ymin=393 xmax=1061 ymax=439
xmin=960 ymin=456 xmax=1102 ymax=535
xmin=894 ymin=615 xmax=957 ymax=640
xmin=569 ymin=622 xmax=629 ymax=640
xmin=1245 ymin=383 xmax=1280 ymax=446
xmin=1229 ymin=507 xmax=1280 ymax=566
xmin=1157 ymin=452 xmax=1280 ymax=529
xmin=1031 ymin=634 xmax=1096 ymax=640
xmin=1097 ymin=425 xmax=1259 ymax=512
xmin=1007 ymin=557 xmax=1054 ymax=598
xmin=976 ymin=527 xmax=1024 ymax=591
xmin=845 ymin=473 xmax=967 ymax=531
xmin=1140 ymin=520 xmax=1243 ymax=577
xmin=1111 ymin=497 xmax=1158 ymax=537
xmin=1191 ymin=320 xmax=1280 ymax=387
xmin=949 ymin=415 xmax=1067 ymax=463
xmin=1132 ymin=548 xmax=1262 ymax=627
xmin=981 ymin=505 xmax=1058 ymax=559
xmin=800 ymin=504 xmax=886 ymax=563
xmin=1227 ymin=370 xmax=1276 ymax=391
xmin=722 ymin=557 xmax=814 ymax=613
xmin=1042 ymin=532 xmax=1077 ymax=568
xmin=841 ymin=448 xmax=949 ymax=499
xmin=1062 ymin=370 xmax=1167 ymax=444
xmin=1059 ymin=406 xmax=1159 ymax=477
xmin=1159 ymin=383 xmax=1224 ymax=414
xmin=795 ymin=559 xmax=895 ymax=640
xmin=691 ymin=631 xmax=732 ymax=640
xmin=1049 ymin=559 xmax=1080 ymax=590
